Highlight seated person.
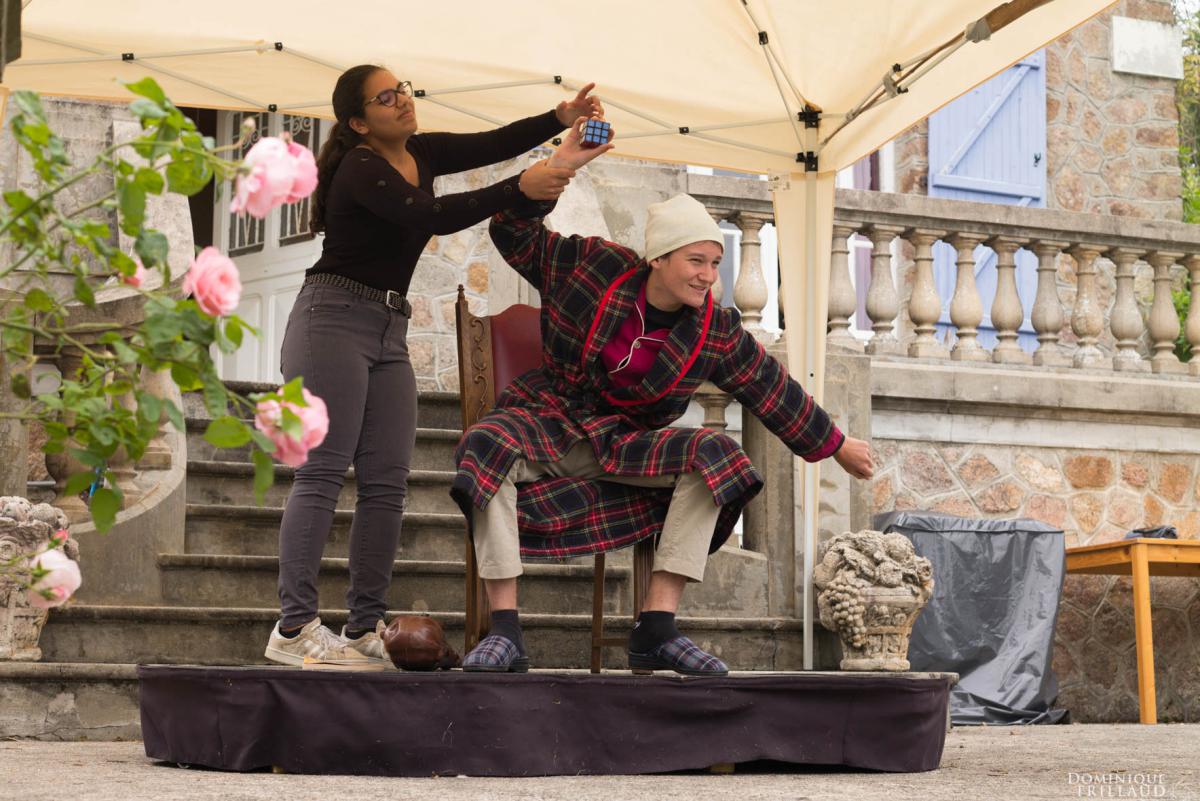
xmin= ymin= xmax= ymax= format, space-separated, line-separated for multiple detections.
xmin=451 ymin=118 xmax=874 ymax=676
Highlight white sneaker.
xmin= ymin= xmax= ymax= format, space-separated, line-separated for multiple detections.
xmin=341 ymin=620 xmax=390 ymax=667
xmin=264 ymin=617 xmax=381 ymax=671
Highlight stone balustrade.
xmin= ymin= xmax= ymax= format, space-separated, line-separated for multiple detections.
xmin=690 ymin=176 xmax=1200 ymax=379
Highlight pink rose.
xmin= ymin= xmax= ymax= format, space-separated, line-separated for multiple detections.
xmin=230 ymin=136 xmax=318 ymax=219
xmin=50 ymin=528 xmax=69 ymax=546
xmin=254 ymin=387 xmax=329 ymax=467
xmin=26 ymin=547 xmax=82 ymax=610
xmin=183 ymin=247 xmax=242 ymax=318
xmin=285 ymin=140 xmax=318 ymax=204
xmin=122 ymin=262 xmax=149 ymax=288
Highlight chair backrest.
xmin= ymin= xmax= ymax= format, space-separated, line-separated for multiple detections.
xmin=454 ymin=285 xmax=543 ymax=429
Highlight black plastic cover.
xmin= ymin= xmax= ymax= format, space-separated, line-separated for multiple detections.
xmin=873 ymin=511 xmax=1069 ymax=725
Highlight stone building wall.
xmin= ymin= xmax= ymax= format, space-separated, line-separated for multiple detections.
xmin=869 ymin=438 xmax=1200 ymax=723
xmin=893 ymin=0 xmax=1183 ymax=221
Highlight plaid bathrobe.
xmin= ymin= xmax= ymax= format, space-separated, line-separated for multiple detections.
xmin=451 ymin=199 xmax=844 ymax=559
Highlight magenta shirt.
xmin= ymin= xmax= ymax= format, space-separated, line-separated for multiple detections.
xmin=600 ymin=284 xmax=672 ymax=391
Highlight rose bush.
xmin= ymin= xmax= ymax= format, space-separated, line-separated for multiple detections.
xmin=0 ymin=77 xmax=327 ymax=555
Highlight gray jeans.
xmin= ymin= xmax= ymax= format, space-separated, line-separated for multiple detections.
xmin=276 ymin=282 xmax=416 ymax=630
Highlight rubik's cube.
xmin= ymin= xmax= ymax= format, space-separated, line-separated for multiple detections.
xmin=580 ymin=118 xmax=612 ymax=149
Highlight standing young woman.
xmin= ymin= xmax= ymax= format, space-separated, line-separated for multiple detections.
xmin=263 ymin=65 xmax=602 ymax=668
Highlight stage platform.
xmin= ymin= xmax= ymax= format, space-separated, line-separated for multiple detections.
xmin=139 ymin=665 xmax=956 ymax=776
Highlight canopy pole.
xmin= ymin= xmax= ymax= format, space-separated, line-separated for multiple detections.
xmin=800 ymin=120 xmax=819 ymax=671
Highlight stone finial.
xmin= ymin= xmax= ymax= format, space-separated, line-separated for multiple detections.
xmin=814 ymin=529 xmax=934 ymax=671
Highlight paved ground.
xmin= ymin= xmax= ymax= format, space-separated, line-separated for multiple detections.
xmin=0 ymin=724 xmax=1196 ymax=801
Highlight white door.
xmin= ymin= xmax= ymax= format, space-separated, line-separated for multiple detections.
xmin=213 ymin=112 xmax=325 ymax=383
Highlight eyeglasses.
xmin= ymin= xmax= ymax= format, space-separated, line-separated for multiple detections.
xmin=364 ymin=81 xmax=414 ymax=110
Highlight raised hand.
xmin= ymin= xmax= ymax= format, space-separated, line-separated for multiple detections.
xmin=556 ymin=82 xmax=605 ymax=127
xmin=547 ymin=116 xmax=615 ymax=171
xmin=518 ymin=160 xmax=576 ymax=201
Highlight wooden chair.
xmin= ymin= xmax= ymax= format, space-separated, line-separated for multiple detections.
xmin=454 ymin=285 xmax=653 ymax=673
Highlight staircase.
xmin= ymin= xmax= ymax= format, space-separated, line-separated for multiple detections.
xmin=2 ymin=382 xmax=804 ymax=739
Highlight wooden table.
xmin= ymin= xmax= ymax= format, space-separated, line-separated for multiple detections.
xmin=1064 ymin=538 xmax=1200 ymax=724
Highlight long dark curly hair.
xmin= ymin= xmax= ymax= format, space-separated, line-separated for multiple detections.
xmin=310 ymin=64 xmax=383 ymax=233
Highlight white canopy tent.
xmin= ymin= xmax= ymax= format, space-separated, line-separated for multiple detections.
xmin=3 ymin=0 xmax=1117 ymax=666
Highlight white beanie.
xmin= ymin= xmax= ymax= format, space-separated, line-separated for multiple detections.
xmin=643 ymin=194 xmax=725 ymax=262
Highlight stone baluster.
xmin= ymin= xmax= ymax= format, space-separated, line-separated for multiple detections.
xmin=947 ymin=233 xmax=988 ymax=361
xmin=988 ymin=237 xmax=1031 ymax=364
xmin=1068 ymin=245 xmax=1106 ymax=368
xmin=732 ymin=211 xmax=773 ymax=342
xmin=827 ymin=223 xmax=862 ymax=351
xmin=43 ymin=346 xmax=91 ymax=523
xmin=136 ymin=364 xmax=174 ymax=470
xmin=864 ymin=225 xmax=904 ymax=355
xmin=1147 ymin=251 xmax=1186 ymax=375
xmin=1108 ymin=248 xmax=1148 ymax=373
xmin=1186 ymin=254 xmax=1200 ymax=378
xmin=1030 ymin=240 xmax=1070 ymax=367
xmin=695 ymin=381 xmax=733 ymax=434
xmin=904 ymin=229 xmax=948 ymax=359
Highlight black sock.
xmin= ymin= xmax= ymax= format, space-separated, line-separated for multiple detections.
xmin=279 ymin=624 xmax=302 ymax=640
xmin=488 ymin=609 xmax=526 ymax=655
xmin=629 ymin=611 xmax=681 ymax=653
xmin=344 ymin=627 xmax=373 ymax=640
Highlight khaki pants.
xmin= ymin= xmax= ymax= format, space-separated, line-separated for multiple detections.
xmin=472 ymin=442 xmax=722 ymax=582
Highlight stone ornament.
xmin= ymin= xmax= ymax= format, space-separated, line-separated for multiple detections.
xmin=814 ymin=529 xmax=934 ymax=671
xmin=0 ymin=496 xmax=74 ymax=661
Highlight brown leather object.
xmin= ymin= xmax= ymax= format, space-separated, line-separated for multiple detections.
xmin=382 ymin=616 xmax=461 ymax=671
xmin=489 ymin=304 xmax=543 ymax=394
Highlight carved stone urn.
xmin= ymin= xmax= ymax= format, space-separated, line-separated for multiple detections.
xmin=0 ymin=496 xmax=73 ymax=661
xmin=814 ymin=529 xmax=934 ymax=671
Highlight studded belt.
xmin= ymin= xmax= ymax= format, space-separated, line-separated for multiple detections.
xmin=303 ymin=272 xmax=411 ymax=317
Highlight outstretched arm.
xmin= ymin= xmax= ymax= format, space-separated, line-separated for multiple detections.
xmin=711 ymin=318 xmax=873 ymax=478
xmin=421 ymin=83 xmax=605 ymax=176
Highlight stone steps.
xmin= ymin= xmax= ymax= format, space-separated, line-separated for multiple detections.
xmin=188 ymin=382 xmax=464 ymax=432
xmin=186 ymin=421 xmax=463 ymax=471
xmin=157 ymin=553 xmax=629 ymax=615
xmin=39 ymin=605 xmax=804 ymax=671
xmin=184 ymin=504 xmax=466 ymax=561
xmin=185 ymin=460 xmax=460 ymax=515
xmin=0 ymin=662 xmax=141 ymax=741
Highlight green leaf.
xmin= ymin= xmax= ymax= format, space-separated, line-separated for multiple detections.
xmin=117 ymin=180 xmax=146 ymax=236
xmin=201 ymin=371 xmax=227 ymax=417
xmin=137 ymin=391 xmax=162 ymax=424
xmin=135 ymin=230 xmax=169 ymax=267
xmin=9 ymin=373 xmax=30 ymax=399
xmin=170 ymin=362 xmax=202 ymax=392
xmin=224 ymin=318 xmax=245 ymax=349
xmin=250 ymin=428 xmax=276 ymax=453
xmin=89 ymin=488 xmax=121 ymax=532
xmin=69 ymin=448 xmax=105 ymax=469
xmin=204 ymin=415 xmax=251 ymax=449
xmin=279 ymin=407 xmax=302 ymax=441
xmin=279 ymin=376 xmax=305 ymax=405
xmin=23 ymin=288 xmax=55 ymax=312
xmin=134 ymin=167 xmax=165 ymax=195
xmin=73 ymin=275 xmax=96 ymax=307
xmin=3 ymin=189 xmax=34 ymax=213
xmin=163 ymin=399 xmax=185 ymax=432
xmin=129 ymin=98 xmax=169 ymax=122
xmin=165 ymin=157 xmax=213 ymax=196
xmin=252 ymin=448 xmax=275 ymax=506
xmin=123 ymin=77 xmax=167 ymax=106
xmin=63 ymin=471 xmax=96 ymax=498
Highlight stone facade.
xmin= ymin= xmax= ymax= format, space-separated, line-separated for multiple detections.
xmin=894 ymin=0 xmax=1183 ymax=221
xmin=871 ymin=440 xmax=1200 ymax=723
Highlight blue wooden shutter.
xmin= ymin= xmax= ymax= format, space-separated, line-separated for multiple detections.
xmin=929 ymin=51 xmax=1045 ymax=352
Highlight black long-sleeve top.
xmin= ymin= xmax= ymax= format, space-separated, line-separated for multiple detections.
xmin=307 ymin=110 xmax=563 ymax=295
